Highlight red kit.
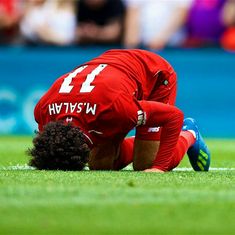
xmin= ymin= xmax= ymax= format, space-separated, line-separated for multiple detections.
xmin=35 ymin=49 xmax=182 ymax=170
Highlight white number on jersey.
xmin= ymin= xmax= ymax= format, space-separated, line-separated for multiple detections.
xmin=59 ymin=64 xmax=107 ymax=93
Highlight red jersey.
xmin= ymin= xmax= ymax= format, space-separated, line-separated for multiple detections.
xmin=86 ymin=49 xmax=175 ymax=100
xmin=34 ymin=49 xmax=181 ymax=168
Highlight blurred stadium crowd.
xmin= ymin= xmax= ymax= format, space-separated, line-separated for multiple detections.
xmin=0 ymin=0 xmax=235 ymax=50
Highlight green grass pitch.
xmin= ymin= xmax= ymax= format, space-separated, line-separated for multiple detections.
xmin=0 ymin=136 xmax=235 ymax=235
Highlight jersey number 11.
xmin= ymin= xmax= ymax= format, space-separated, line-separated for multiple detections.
xmin=59 ymin=64 xmax=107 ymax=93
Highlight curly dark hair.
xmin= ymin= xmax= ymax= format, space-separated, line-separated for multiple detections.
xmin=28 ymin=121 xmax=90 ymax=170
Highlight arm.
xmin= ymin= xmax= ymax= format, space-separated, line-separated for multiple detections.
xmin=123 ymin=5 xmax=140 ymax=48
xmin=137 ymin=101 xmax=184 ymax=171
xmin=36 ymin=25 xmax=74 ymax=46
xmin=222 ymin=0 xmax=235 ymax=26
xmin=77 ymin=19 xmax=123 ymax=44
xmin=88 ymin=141 xmax=120 ymax=170
xmin=95 ymin=19 xmax=123 ymax=43
xmin=147 ymin=5 xmax=190 ymax=50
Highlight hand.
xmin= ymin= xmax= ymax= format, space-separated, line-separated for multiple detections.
xmin=144 ymin=168 xmax=164 ymax=173
xmin=78 ymin=23 xmax=99 ymax=40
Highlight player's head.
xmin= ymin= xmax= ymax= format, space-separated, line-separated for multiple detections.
xmin=28 ymin=121 xmax=90 ymax=170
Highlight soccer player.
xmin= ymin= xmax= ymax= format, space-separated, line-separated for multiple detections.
xmin=28 ymin=49 xmax=210 ymax=172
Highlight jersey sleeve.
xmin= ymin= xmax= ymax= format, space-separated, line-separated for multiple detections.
xmin=34 ymin=101 xmax=43 ymax=132
xmin=138 ymin=100 xmax=184 ymax=171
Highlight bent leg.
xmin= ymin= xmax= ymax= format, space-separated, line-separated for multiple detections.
xmin=167 ymin=131 xmax=196 ymax=171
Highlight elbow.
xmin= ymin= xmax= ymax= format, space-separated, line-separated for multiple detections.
xmin=169 ymin=106 xmax=184 ymax=130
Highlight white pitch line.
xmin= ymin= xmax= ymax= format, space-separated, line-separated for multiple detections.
xmin=174 ymin=167 xmax=235 ymax=171
xmin=0 ymin=165 xmax=35 ymax=170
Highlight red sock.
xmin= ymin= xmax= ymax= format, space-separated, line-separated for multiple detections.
xmin=113 ymin=137 xmax=135 ymax=170
xmin=168 ymin=131 xmax=196 ymax=170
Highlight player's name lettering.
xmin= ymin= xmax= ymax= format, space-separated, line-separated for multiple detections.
xmin=48 ymin=102 xmax=97 ymax=115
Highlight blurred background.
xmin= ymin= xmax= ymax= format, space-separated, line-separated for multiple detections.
xmin=0 ymin=0 xmax=235 ymax=137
